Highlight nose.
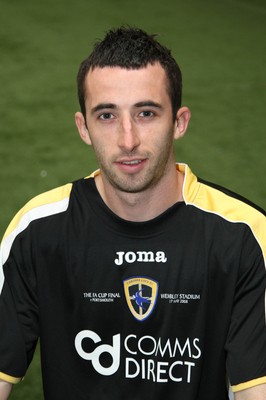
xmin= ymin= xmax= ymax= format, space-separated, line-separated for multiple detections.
xmin=117 ymin=115 xmax=140 ymax=152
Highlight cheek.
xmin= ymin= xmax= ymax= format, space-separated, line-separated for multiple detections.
xmin=152 ymin=125 xmax=175 ymax=149
xmin=90 ymin=139 xmax=105 ymax=158
xmin=89 ymin=137 xmax=114 ymax=165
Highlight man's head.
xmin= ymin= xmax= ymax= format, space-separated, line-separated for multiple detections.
xmin=77 ymin=26 xmax=182 ymax=121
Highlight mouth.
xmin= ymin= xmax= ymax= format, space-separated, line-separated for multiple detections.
xmin=119 ymin=160 xmax=143 ymax=165
xmin=115 ymin=158 xmax=147 ymax=172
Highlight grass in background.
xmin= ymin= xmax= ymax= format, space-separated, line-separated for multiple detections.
xmin=0 ymin=0 xmax=265 ymax=398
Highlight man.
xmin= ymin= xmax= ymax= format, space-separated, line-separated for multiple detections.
xmin=0 ymin=27 xmax=265 ymax=400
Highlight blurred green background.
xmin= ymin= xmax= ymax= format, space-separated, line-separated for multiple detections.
xmin=0 ymin=0 xmax=265 ymax=398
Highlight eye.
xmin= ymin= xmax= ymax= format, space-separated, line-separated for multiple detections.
xmin=99 ymin=112 xmax=114 ymax=120
xmin=139 ymin=110 xmax=154 ymax=118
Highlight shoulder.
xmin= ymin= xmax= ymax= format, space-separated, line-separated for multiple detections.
xmin=2 ymin=182 xmax=74 ymax=241
xmin=180 ymin=163 xmax=266 ymax=258
xmin=2 ymin=170 xmax=101 ymax=241
xmin=0 ymin=183 xmax=75 ymax=278
xmin=180 ymin=164 xmax=265 ymax=217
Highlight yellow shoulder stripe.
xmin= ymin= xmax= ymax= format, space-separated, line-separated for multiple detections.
xmin=2 ymin=183 xmax=73 ymax=241
xmin=179 ymin=164 xmax=266 ymax=263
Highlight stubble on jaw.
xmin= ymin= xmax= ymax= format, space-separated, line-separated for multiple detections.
xmin=93 ymin=130 xmax=175 ymax=195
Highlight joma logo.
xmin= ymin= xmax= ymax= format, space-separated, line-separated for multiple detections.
xmin=115 ymin=251 xmax=167 ymax=266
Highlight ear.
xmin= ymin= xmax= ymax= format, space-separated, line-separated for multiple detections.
xmin=173 ymin=106 xmax=191 ymax=140
xmin=75 ymin=112 xmax=92 ymax=145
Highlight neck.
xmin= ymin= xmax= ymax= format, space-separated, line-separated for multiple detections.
xmin=95 ymin=166 xmax=184 ymax=222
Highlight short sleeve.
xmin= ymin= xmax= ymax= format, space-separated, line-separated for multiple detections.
xmin=0 ymin=231 xmax=39 ymax=383
xmin=225 ymin=228 xmax=266 ymax=392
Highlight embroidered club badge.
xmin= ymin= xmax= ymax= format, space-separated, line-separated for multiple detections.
xmin=123 ymin=277 xmax=159 ymax=321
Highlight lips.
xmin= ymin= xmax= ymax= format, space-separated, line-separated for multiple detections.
xmin=120 ymin=160 xmax=142 ymax=165
xmin=115 ymin=158 xmax=147 ymax=172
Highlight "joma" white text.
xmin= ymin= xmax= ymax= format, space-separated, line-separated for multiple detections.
xmin=114 ymin=251 xmax=167 ymax=266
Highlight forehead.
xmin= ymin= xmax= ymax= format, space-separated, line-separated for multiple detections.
xmin=84 ymin=63 xmax=170 ymax=106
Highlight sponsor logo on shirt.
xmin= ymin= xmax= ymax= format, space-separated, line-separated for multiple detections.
xmin=74 ymin=330 xmax=202 ymax=383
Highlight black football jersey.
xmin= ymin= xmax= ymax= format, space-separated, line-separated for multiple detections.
xmin=0 ymin=164 xmax=265 ymax=400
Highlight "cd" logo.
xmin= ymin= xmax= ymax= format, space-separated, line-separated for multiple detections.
xmin=75 ymin=330 xmax=120 ymax=376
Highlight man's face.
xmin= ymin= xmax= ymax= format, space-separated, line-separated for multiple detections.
xmin=80 ymin=63 xmax=180 ymax=194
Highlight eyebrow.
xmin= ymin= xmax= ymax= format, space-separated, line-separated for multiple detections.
xmin=90 ymin=100 xmax=163 ymax=115
xmin=134 ymin=101 xmax=163 ymax=109
xmin=91 ymin=103 xmax=117 ymax=114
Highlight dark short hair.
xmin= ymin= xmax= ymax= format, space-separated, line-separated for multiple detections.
xmin=77 ymin=26 xmax=182 ymax=121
